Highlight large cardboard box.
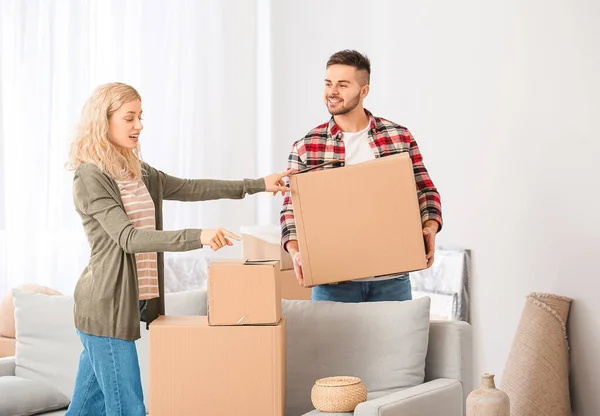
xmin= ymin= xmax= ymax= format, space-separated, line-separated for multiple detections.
xmin=241 ymin=225 xmax=294 ymax=270
xmin=150 ymin=316 xmax=286 ymax=416
xmin=280 ymin=269 xmax=312 ymax=300
xmin=208 ymin=260 xmax=282 ymax=326
xmin=290 ymin=152 xmax=427 ymax=287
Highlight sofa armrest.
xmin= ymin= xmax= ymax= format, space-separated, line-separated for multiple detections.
xmin=426 ymin=320 xmax=472 ymax=404
xmin=0 ymin=356 xmax=16 ymax=377
xmin=354 ymin=379 xmax=463 ymax=416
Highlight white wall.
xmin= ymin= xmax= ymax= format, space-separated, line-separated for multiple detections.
xmin=268 ymin=1 xmax=600 ymax=414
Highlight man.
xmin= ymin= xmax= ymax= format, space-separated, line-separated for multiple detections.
xmin=280 ymin=49 xmax=442 ymax=303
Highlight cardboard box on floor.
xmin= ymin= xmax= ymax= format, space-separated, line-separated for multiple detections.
xmin=149 ymin=315 xmax=286 ymax=416
xmin=208 ymin=260 xmax=282 ymax=326
xmin=240 ymin=225 xmax=294 ymax=270
xmin=290 ymin=152 xmax=427 ymax=287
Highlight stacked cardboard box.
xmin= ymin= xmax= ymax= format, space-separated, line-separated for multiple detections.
xmin=278 ymin=269 xmax=312 ymax=300
xmin=241 ymin=226 xmax=312 ymax=300
xmin=207 ymin=260 xmax=282 ymax=326
xmin=150 ymin=261 xmax=286 ymax=416
xmin=241 ymin=226 xmax=294 ymax=271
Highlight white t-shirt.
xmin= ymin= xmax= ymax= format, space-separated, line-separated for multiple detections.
xmin=342 ymin=123 xmax=375 ymax=166
xmin=341 ymin=123 xmax=405 ymax=282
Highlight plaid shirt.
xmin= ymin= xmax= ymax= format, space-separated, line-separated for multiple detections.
xmin=280 ymin=109 xmax=442 ymax=250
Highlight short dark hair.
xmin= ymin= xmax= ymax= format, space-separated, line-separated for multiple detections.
xmin=326 ymin=50 xmax=371 ymax=83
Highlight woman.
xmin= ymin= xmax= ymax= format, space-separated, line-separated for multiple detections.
xmin=65 ymin=82 xmax=290 ymax=415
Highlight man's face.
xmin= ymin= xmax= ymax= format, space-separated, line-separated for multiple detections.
xmin=323 ymin=64 xmax=369 ymax=116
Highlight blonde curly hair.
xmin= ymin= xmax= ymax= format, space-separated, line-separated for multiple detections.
xmin=67 ymin=82 xmax=143 ymax=180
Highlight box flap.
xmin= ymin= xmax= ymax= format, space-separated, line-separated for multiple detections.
xmin=291 ymin=159 xmax=344 ymax=175
xmin=243 ymin=259 xmax=279 ymax=266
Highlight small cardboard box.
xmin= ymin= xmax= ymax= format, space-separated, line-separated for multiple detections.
xmin=290 ymin=152 xmax=427 ymax=287
xmin=208 ymin=260 xmax=282 ymax=326
xmin=241 ymin=225 xmax=294 ymax=270
xmin=280 ymin=269 xmax=312 ymax=300
xmin=150 ymin=316 xmax=286 ymax=416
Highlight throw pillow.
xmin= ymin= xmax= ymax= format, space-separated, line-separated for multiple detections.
xmin=0 ymin=376 xmax=69 ymax=415
xmin=282 ymin=297 xmax=431 ymax=415
xmin=12 ymin=290 xmax=81 ymax=399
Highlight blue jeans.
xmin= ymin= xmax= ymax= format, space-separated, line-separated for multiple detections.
xmin=65 ymin=330 xmax=145 ymax=416
xmin=311 ymin=275 xmax=413 ymax=302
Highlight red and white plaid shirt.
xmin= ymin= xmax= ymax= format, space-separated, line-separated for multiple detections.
xmin=280 ymin=109 xmax=443 ymax=250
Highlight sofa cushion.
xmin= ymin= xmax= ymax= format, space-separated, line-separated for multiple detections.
xmin=163 ymin=288 xmax=207 ymax=316
xmin=282 ymin=297 xmax=431 ymax=416
xmin=0 ymin=376 xmax=69 ymax=415
xmin=12 ymin=288 xmax=207 ymax=408
xmin=12 ymin=290 xmax=82 ymax=400
xmin=0 ymin=284 xmax=62 ymax=338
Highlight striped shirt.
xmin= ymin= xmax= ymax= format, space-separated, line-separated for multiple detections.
xmin=116 ymin=177 xmax=159 ymax=300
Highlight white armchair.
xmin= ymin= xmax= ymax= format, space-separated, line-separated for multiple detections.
xmin=282 ymin=299 xmax=472 ymax=416
xmin=347 ymin=321 xmax=472 ymax=416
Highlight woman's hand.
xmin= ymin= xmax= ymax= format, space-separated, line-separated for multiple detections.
xmin=200 ymin=228 xmax=241 ymax=251
xmin=263 ymin=169 xmax=293 ymax=196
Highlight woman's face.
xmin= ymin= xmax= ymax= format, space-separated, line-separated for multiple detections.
xmin=108 ymin=99 xmax=143 ymax=150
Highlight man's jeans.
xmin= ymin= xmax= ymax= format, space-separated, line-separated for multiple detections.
xmin=65 ymin=330 xmax=146 ymax=416
xmin=311 ymin=275 xmax=413 ymax=302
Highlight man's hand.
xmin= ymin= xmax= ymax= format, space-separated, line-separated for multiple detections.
xmin=285 ymin=240 xmax=304 ymax=286
xmin=422 ymin=220 xmax=439 ymax=268
xmin=292 ymin=252 xmax=304 ymax=286
xmin=263 ymin=169 xmax=293 ymax=196
xmin=200 ymin=228 xmax=241 ymax=251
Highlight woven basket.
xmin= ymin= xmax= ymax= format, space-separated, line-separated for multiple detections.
xmin=311 ymin=376 xmax=367 ymax=412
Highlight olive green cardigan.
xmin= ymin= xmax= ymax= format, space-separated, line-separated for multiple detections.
xmin=72 ymin=162 xmax=265 ymax=340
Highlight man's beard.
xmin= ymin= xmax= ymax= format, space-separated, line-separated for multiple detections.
xmin=327 ymin=92 xmax=361 ymax=116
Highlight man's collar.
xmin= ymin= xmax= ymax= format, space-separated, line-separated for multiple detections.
xmin=328 ymin=108 xmax=377 ymax=137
